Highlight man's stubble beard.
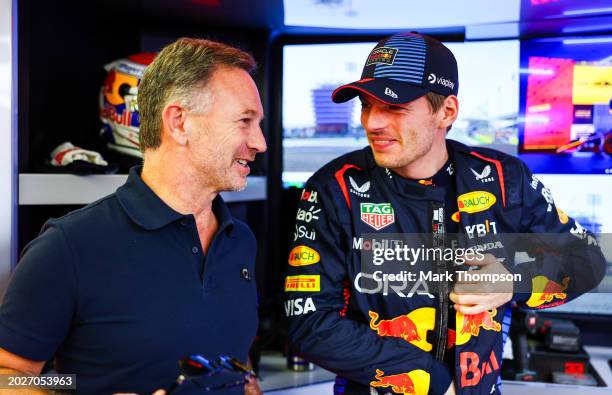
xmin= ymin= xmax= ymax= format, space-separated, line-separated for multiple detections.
xmin=371 ymin=125 xmax=436 ymax=171
xmin=194 ymin=148 xmax=244 ymax=193
xmin=227 ymin=179 xmax=247 ymax=192
xmin=213 ymin=161 xmax=248 ymax=193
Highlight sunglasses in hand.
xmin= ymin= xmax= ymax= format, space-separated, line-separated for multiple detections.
xmin=166 ymin=355 xmax=257 ymax=394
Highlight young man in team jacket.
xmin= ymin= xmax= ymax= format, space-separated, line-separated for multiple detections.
xmin=285 ymin=32 xmax=606 ymax=395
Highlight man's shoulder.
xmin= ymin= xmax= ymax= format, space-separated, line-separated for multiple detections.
xmin=449 ymin=139 xmax=526 ymax=172
xmin=306 ymin=146 xmax=373 ymax=189
xmin=46 ymin=193 xmax=124 ymax=234
xmin=231 ymin=218 xmax=256 ymax=244
xmin=20 ymin=193 xmax=124 ymax=267
xmin=449 ymin=140 xmax=532 ymax=208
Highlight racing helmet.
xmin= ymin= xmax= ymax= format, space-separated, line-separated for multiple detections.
xmin=99 ymin=53 xmax=156 ymax=158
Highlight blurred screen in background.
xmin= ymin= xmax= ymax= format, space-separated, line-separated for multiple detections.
xmin=282 ymin=40 xmax=520 ymax=187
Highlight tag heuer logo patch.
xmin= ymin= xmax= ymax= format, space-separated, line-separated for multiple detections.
xmin=366 ymin=47 xmax=398 ymax=66
xmin=360 ymin=202 xmax=395 ymax=230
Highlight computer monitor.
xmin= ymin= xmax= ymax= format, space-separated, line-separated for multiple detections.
xmin=518 ymin=35 xmax=612 ymax=174
xmin=282 ymin=39 xmax=521 ymax=187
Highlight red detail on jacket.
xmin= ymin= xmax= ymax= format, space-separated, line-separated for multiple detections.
xmin=339 ymin=280 xmax=351 ymax=317
xmin=469 ymin=152 xmax=506 ymax=208
xmin=334 ymin=164 xmax=362 ymax=209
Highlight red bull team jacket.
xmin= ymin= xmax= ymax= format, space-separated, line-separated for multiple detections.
xmin=285 ymin=139 xmax=606 ymax=395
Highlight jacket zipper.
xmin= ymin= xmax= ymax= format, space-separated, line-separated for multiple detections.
xmin=431 ymin=201 xmax=448 ymax=362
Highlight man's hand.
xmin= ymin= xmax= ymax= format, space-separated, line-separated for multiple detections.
xmin=244 ymin=375 xmax=262 ymax=395
xmin=450 ymin=253 xmax=513 ymax=315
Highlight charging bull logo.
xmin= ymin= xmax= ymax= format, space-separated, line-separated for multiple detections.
xmin=526 ymin=276 xmax=569 ymax=308
xmin=455 ymin=309 xmax=501 ymax=346
xmin=447 ymin=329 xmax=456 ymax=349
xmin=368 ymin=307 xmax=435 ymax=352
xmin=370 ymin=369 xmax=430 ymax=395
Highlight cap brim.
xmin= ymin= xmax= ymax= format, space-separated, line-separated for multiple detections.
xmin=332 ymin=78 xmax=430 ymax=105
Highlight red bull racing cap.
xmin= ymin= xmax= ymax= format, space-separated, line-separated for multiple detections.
xmin=332 ymin=32 xmax=459 ymax=105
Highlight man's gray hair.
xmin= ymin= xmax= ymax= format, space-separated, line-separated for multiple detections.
xmin=137 ymin=37 xmax=256 ymax=151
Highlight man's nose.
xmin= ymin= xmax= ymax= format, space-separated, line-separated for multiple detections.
xmin=249 ymin=125 xmax=267 ymax=154
xmin=363 ymin=106 xmax=389 ymax=131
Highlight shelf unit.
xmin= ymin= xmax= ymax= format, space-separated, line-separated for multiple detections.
xmin=18 ymin=174 xmax=267 ymax=205
xmin=12 ymin=0 xmax=272 ymax=268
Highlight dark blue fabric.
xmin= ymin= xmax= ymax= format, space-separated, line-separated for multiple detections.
xmin=0 ymin=166 xmax=258 ymax=394
xmin=285 ymin=139 xmax=605 ymax=395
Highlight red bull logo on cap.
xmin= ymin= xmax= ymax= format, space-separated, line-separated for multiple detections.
xmin=368 ymin=307 xmax=434 ymax=352
xmin=455 ymin=309 xmax=501 ymax=346
xmin=526 ymin=275 xmax=569 ymax=308
xmin=366 ymin=47 xmax=398 ymax=66
xmin=370 ymin=368 xmax=430 ymax=395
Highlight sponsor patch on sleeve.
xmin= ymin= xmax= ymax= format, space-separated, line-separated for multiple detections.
xmin=556 ymin=207 xmax=569 ymax=224
xmin=526 ymin=275 xmax=569 ymax=308
xmin=457 ymin=191 xmax=496 ymax=214
xmin=288 ymin=246 xmax=320 ymax=267
xmin=285 ymin=275 xmax=321 ymax=292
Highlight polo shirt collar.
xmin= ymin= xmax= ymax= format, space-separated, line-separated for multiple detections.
xmin=212 ymin=192 xmax=236 ymax=237
xmin=117 ymin=166 xmax=235 ymax=234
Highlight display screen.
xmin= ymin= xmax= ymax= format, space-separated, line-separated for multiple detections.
xmin=524 ymin=174 xmax=612 ymax=314
xmin=282 ymin=42 xmax=370 ymax=187
xmin=518 ymin=35 xmax=612 ymax=174
xmin=282 ymin=40 xmax=521 ymax=187
xmin=538 ymin=174 xmax=612 ymax=235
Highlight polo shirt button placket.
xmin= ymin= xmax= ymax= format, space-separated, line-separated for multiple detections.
xmin=192 ymin=246 xmax=199 ymax=254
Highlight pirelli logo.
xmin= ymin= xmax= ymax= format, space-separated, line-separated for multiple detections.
xmin=285 ymin=275 xmax=320 ymax=292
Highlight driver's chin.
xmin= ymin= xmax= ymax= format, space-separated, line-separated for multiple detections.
xmin=224 ymin=175 xmax=247 ymax=192
xmin=373 ymin=151 xmax=403 ymax=169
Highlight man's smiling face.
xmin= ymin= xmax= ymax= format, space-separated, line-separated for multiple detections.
xmin=360 ymin=94 xmax=439 ymax=171
xmin=184 ymin=66 xmax=266 ymax=192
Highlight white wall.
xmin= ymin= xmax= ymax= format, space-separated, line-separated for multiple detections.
xmin=0 ymin=0 xmax=15 ymax=300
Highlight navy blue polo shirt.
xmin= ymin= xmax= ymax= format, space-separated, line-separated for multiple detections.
xmin=0 ymin=167 xmax=258 ymax=394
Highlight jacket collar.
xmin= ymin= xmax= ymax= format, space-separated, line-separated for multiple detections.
xmin=116 ymin=166 xmax=235 ymax=234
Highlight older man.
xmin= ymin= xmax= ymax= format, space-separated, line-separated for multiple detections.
xmin=285 ymin=32 xmax=605 ymax=395
xmin=0 ymin=38 xmax=266 ymax=394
